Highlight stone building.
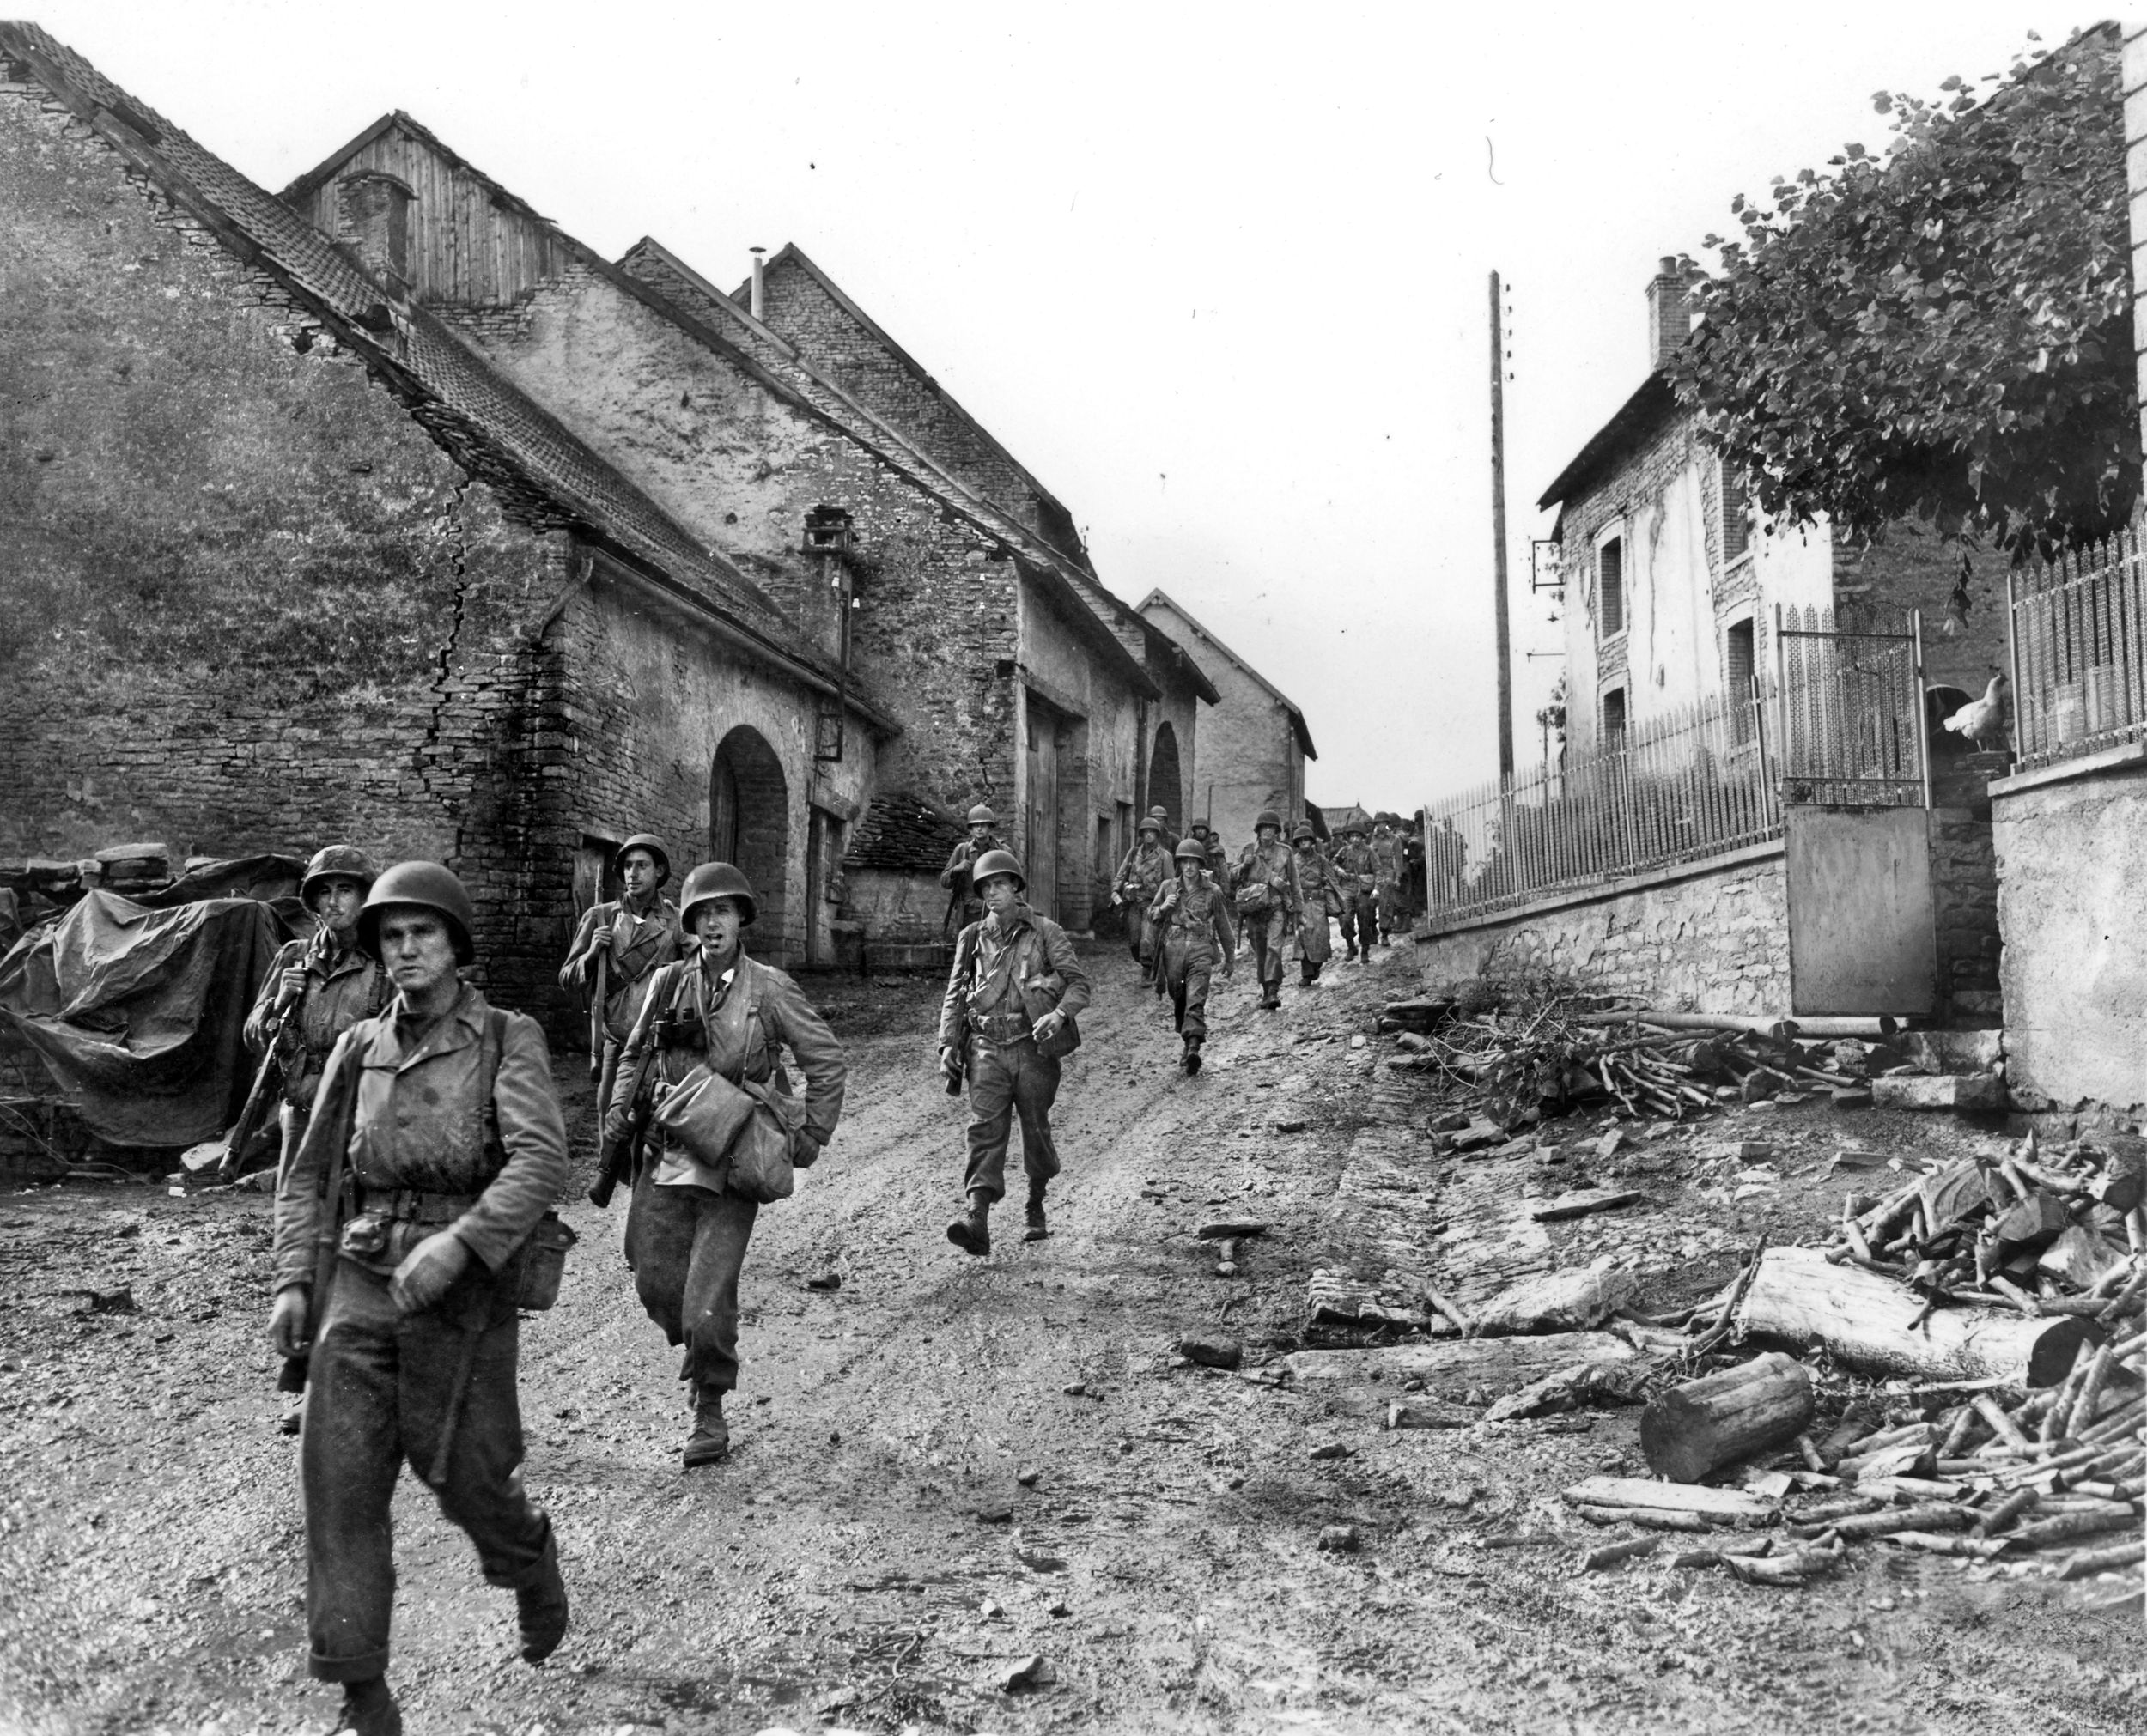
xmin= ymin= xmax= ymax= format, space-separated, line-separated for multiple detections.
xmin=0 ymin=26 xmax=1206 ymax=1038
xmin=279 ymin=116 xmax=1213 ymax=947
xmin=1541 ymin=258 xmax=2013 ymax=760
xmin=1134 ymin=590 xmax=1315 ymax=849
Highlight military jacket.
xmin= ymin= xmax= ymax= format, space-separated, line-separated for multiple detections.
xmin=244 ymin=934 xmax=389 ymax=1109
xmin=940 ymin=833 xmax=1010 ymax=895
xmin=1114 ymin=841 xmax=1171 ymax=905
xmin=1333 ymin=837 xmax=1378 ymax=890
xmin=939 ymin=904 xmax=1094 ymax=1052
xmin=1370 ymin=833 xmax=1405 ymax=883
xmin=274 ymin=986 xmax=569 ymax=1287
xmin=1234 ymin=840 xmax=1305 ymax=920
xmin=565 ymin=894 xmax=683 ymax=1043
xmin=1149 ymin=877 xmax=1235 ymax=969
xmin=1293 ymin=847 xmax=1345 ymax=914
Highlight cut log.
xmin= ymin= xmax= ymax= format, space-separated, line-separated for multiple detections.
xmin=1735 ymin=1248 xmax=2103 ymax=1387
xmin=1473 ymin=1266 xmax=1639 ymax=1337
xmin=1561 ymin=1476 xmax=1775 ymax=1521
xmin=1484 ymin=1358 xmax=1651 ymax=1423
xmin=1993 ymin=1192 xmax=2069 ymax=1252
xmin=1640 ymin=1352 xmax=1816 ymax=1484
xmin=1282 ymin=1331 xmax=1636 ymax=1397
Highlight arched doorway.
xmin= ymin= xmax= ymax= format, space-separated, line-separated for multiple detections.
xmin=1147 ymin=721 xmax=1183 ymax=835
xmin=709 ymin=725 xmax=789 ymax=956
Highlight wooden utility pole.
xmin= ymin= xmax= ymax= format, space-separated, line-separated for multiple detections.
xmin=1489 ymin=271 xmax=1515 ymax=781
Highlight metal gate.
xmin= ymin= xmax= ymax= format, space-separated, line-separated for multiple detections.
xmin=1774 ymin=605 xmax=1931 ymax=807
xmin=1785 ymin=806 xmax=1936 ymax=1016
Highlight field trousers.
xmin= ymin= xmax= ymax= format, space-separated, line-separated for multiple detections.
xmin=625 ymin=1168 xmax=761 ymax=1395
xmin=963 ymin=1036 xmax=1062 ymax=1202
xmin=301 ymin=1261 xmax=554 ymax=1684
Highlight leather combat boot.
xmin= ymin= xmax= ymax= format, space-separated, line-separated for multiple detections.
xmin=1183 ymin=1037 xmax=1203 ymax=1076
xmin=946 ymin=1193 xmax=992 ymax=1257
xmin=683 ymin=1387 xmax=730 ymax=1468
xmin=515 ymin=1527 xmax=569 ymax=1664
xmin=1024 ymin=1187 xmax=1049 ymax=1243
xmin=334 ymin=1677 xmax=401 ymax=1736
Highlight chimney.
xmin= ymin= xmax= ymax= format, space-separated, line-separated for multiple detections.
xmin=1645 ymin=254 xmax=1690 ymax=372
xmin=335 ymin=172 xmax=414 ymax=287
xmin=750 ymin=246 xmax=766 ymax=320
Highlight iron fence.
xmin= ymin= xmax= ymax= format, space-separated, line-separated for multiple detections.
xmin=1422 ymin=608 xmax=1931 ymax=925
xmin=2009 ymin=521 xmax=2147 ymax=771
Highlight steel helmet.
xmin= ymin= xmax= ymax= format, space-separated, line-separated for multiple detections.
xmin=300 ymin=844 xmax=377 ymax=906
xmin=1189 ymin=818 xmax=1211 ymax=835
xmin=1254 ymin=810 xmax=1283 ymax=834
xmin=678 ymin=861 xmax=758 ymax=932
xmin=614 ymin=833 xmax=672 ymax=886
xmin=970 ymin=848 xmax=1025 ymax=892
xmin=965 ymin=804 xmax=998 ymax=828
xmin=1173 ymin=837 xmax=1209 ymax=863
xmin=1291 ymin=822 xmax=1316 ymax=844
xmin=1137 ymin=814 xmax=1163 ymax=835
xmin=357 ymin=861 xmax=477 ymax=964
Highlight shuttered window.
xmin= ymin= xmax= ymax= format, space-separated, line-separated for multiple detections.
xmin=1720 ymin=464 xmax=1752 ymax=562
xmin=1599 ymin=537 xmax=1626 ymax=638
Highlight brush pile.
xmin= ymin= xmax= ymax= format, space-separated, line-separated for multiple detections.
xmin=1382 ymin=997 xmax=1888 ymax=1135
xmin=1818 ymin=1131 xmax=2145 ymax=1320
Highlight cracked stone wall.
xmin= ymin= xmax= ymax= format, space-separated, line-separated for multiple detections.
xmin=0 ymin=85 xmax=561 ymax=1007
xmin=1416 ymin=856 xmax=1791 ymax=1014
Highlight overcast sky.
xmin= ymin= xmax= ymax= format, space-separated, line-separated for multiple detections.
xmin=28 ymin=1 xmax=2099 ymax=811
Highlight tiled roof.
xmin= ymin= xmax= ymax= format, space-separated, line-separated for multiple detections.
xmin=0 ymin=21 xmax=886 ymax=723
xmin=842 ymin=792 xmax=965 ymax=875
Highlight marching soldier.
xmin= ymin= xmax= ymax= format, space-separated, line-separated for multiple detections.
xmin=1146 ymin=804 xmax=1180 ymax=855
xmin=1371 ymin=820 xmax=1407 ymax=943
xmin=1232 ymin=810 xmax=1303 ymax=1011
xmin=1290 ymin=822 xmax=1342 ymax=987
xmin=1112 ymin=814 xmax=1172 ymax=987
xmin=1332 ymin=823 xmax=1380 ymax=960
xmin=939 ymin=851 xmax=1092 ymax=1253
xmin=940 ymin=804 xmax=1011 ymax=934
xmin=1187 ymin=816 xmax=1227 ymax=880
xmin=1149 ymin=838 xmax=1234 ymax=1072
xmin=270 ymin=863 xmax=571 ymax=1736
xmin=244 ymin=846 xmax=389 ymax=1175
xmin=557 ymin=835 xmax=682 ymax=1118
xmin=605 ymin=864 xmax=848 ymax=1467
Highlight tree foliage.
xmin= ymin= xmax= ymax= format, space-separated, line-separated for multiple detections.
xmin=1669 ymin=27 xmax=2136 ymax=560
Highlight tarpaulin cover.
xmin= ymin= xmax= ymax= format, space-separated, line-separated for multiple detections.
xmin=0 ymin=891 xmax=289 ymax=1147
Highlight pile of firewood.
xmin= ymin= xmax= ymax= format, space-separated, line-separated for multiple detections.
xmin=1570 ymin=1323 xmax=2144 ymax=1593
xmin=1822 ymin=1132 xmax=2144 ymax=1320
xmin=1379 ymin=1001 xmax=1887 ymax=1132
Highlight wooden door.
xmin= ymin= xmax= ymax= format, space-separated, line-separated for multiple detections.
xmin=1025 ymin=711 xmax=1059 ymax=920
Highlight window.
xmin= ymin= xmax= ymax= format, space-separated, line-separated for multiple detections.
xmin=1602 ymin=685 xmax=1628 ymax=743
xmin=1724 ymin=617 xmax=1756 ymax=744
xmin=1598 ymin=536 xmax=1626 ymax=638
xmin=1720 ymin=464 xmax=1752 ymax=563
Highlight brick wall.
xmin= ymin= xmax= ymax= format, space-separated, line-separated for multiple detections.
xmin=1416 ymin=853 xmax=1792 ymax=1015
xmin=0 ymin=85 xmax=569 ymax=1014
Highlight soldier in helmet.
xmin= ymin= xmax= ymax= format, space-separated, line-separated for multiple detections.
xmin=244 ymin=847 xmax=390 ymax=1176
xmin=1146 ymin=804 xmax=1180 ymax=855
xmin=1290 ymin=822 xmax=1343 ymax=988
xmin=1331 ymin=823 xmax=1380 ymax=960
xmin=1231 ymin=810 xmax=1303 ymax=1011
xmin=939 ymin=850 xmax=1092 ymax=1253
xmin=1370 ymin=819 xmax=1406 ymax=942
xmin=1112 ymin=814 xmax=1172 ymax=989
xmin=605 ymin=862 xmax=848 ymax=1467
xmin=557 ymin=835 xmax=682 ymax=1118
xmin=1187 ymin=816 xmax=1226 ymax=881
xmin=270 ymin=863 xmax=571 ymax=1736
xmin=940 ymin=804 xmax=1010 ymax=934
xmin=1148 ymin=838 xmax=1234 ymax=1073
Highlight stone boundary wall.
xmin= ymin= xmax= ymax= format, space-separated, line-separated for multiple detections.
xmin=1415 ymin=847 xmax=1791 ymax=1014
xmin=1991 ymin=747 xmax=2147 ymax=1120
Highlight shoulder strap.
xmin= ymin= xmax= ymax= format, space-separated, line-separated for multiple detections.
xmin=478 ymin=1005 xmax=508 ymax=1154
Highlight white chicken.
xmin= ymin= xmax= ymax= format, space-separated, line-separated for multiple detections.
xmin=1943 ymin=673 xmax=2011 ymax=751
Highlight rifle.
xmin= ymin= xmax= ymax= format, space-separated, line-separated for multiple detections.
xmin=589 ymin=1039 xmax=662 ymax=1210
xmin=281 ymin=1043 xmax=356 ymax=1395
xmin=216 ymin=930 xmax=322 ymax=1180
xmin=587 ymin=926 xmax=610 ymax=1083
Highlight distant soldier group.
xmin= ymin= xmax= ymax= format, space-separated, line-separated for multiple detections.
xmin=246 ymin=794 xmax=1415 ymax=1731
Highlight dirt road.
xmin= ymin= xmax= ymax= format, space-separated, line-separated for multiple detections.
xmin=0 ymin=944 xmax=2135 ymax=1735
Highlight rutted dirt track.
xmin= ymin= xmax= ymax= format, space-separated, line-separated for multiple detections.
xmin=0 ymin=946 xmax=2136 ymax=1736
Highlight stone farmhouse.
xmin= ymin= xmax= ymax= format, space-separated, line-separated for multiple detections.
xmin=0 ymin=23 xmax=1229 ymax=1030
xmin=1134 ymin=591 xmax=1316 ymax=853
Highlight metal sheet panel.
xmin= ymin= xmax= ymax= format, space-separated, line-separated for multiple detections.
xmin=1785 ymin=808 xmax=1936 ymax=1016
